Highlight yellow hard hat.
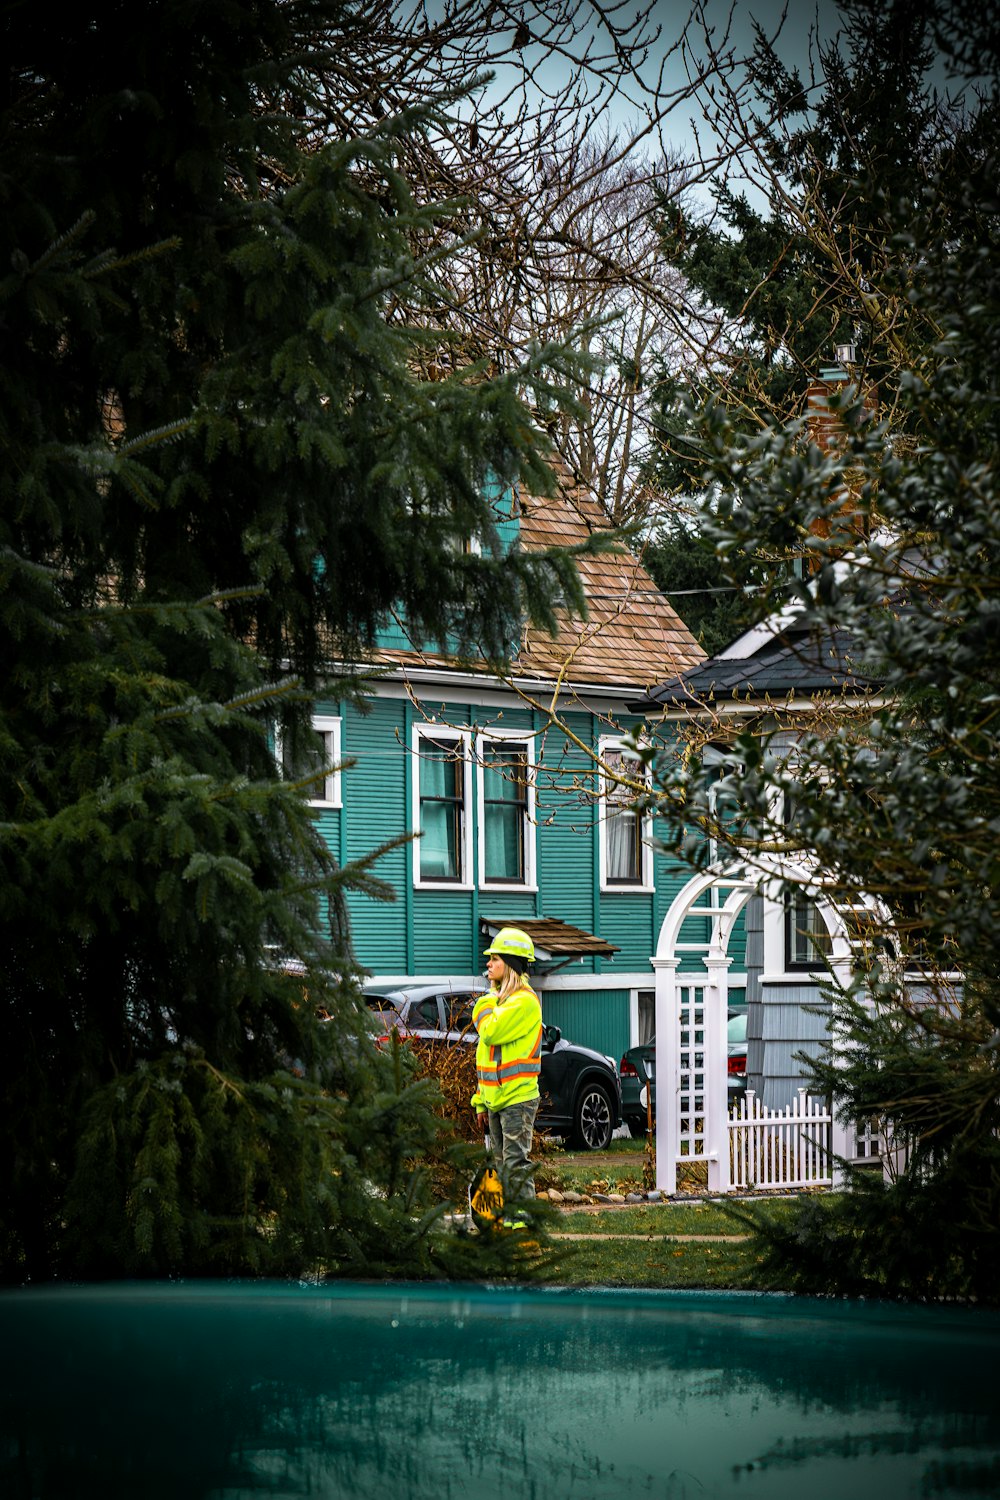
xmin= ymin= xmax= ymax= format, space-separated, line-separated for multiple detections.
xmin=483 ymin=926 xmax=535 ymax=962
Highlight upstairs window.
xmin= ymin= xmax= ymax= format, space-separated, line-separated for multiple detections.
xmin=478 ymin=734 xmax=535 ymax=889
xmin=600 ymin=740 xmax=652 ymax=890
xmin=278 ymin=715 xmax=341 ymax=808
xmin=415 ymin=730 xmax=471 ymax=886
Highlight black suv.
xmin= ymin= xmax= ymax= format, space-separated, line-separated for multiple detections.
xmin=364 ymin=981 xmax=623 ymax=1150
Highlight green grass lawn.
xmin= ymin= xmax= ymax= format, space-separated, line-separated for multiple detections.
xmin=554 ymin=1202 xmax=751 ymax=1236
xmin=523 ymin=1139 xmax=810 ymax=1289
xmin=543 ymin=1233 xmax=765 ymax=1289
xmin=534 ymin=1132 xmax=713 ymax=1198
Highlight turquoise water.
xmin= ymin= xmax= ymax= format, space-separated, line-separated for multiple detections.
xmin=1 ymin=1283 xmax=998 ymax=1499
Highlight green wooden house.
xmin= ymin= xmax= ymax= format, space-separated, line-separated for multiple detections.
xmin=297 ymin=469 xmax=728 ymax=1066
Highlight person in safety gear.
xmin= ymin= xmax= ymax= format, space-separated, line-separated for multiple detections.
xmin=470 ymin=926 xmax=543 ymax=1208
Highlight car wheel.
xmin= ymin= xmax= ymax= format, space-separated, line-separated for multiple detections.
xmin=572 ymin=1082 xmax=614 ymax=1151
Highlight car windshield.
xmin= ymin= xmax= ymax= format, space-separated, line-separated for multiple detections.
xmin=363 ymin=986 xmax=406 ymax=1004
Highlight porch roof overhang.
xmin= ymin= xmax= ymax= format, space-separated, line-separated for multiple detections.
xmin=479 ymin=915 xmax=620 ymax=971
xmin=628 ymin=625 xmax=878 ymax=717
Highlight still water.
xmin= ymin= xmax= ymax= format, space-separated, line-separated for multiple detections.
xmin=1 ymin=1282 xmax=998 ymax=1499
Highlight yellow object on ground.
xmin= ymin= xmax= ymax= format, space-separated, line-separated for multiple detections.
xmin=468 ymin=1160 xmax=504 ymax=1230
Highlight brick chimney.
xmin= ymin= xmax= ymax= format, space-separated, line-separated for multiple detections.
xmin=804 ymin=344 xmax=876 ymax=557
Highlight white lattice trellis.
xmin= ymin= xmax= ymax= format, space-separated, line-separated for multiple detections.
xmin=653 ymin=858 xmax=863 ymax=1195
xmin=677 ymin=984 xmax=706 ymax=1164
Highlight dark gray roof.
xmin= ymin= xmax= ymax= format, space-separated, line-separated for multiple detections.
xmin=630 ymin=625 xmax=875 ymax=713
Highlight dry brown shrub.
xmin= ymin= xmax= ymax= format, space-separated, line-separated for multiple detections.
xmin=407 ymin=1037 xmax=554 ymax=1157
xmin=407 ymin=1038 xmax=481 ymax=1141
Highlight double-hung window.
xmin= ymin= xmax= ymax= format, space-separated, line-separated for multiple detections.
xmin=414 ymin=729 xmax=472 ymax=886
xmin=278 ymin=714 xmax=342 ymax=808
xmin=785 ymin=891 xmax=833 ymax=970
xmin=477 ymin=733 xmax=535 ymax=889
xmin=600 ymin=739 xmax=652 ymax=890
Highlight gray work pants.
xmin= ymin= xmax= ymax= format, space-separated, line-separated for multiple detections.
xmin=487 ymin=1097 xmax=539 ymax=1202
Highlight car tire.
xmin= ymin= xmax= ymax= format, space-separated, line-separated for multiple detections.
xmin=625 ymin=1116 xmax=647 ymax=1140
xmin=572 ymin=1082 xmax=614 ymax=1151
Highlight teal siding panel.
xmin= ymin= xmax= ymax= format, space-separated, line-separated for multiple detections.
xmin=599 ymin=897 xmax=656 ymax=971
xmin=484 ymin=474 xmax=520 ymax=553
xmin=309 ymin=806 xmax=341 ymax=860
xmin=340 ymin=699 xmax=410 ymax=972
xmin=308 ymin=806 xmax=342 ymax=941
xmin=648 ymin=853 xmax=751 ymax=972
xmin=653 ymin=857 xmax=707 ymax=973
xmin=540 ymin=989 xmax=629 ymax=1063
xmin=372 ymin=618 xmax=415 ymax=653
xmin=412 ymin=891 xmax=477 ymax=973
xmin=480 ymin=895 xmax=536 ymax=925
xmin=370 ymin=479 xmax=519 ymax=655
xmin=482 ymin=706 xmax=534 ymax=734
xmin=534 ymin=710 xmax=599 ymax=969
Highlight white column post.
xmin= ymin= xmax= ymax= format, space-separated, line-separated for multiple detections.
xmin=827 ymin=950 xmax=856 ymax=1189
xmin=703 ymin=954 xmax=733 ymax=1193
xmin=652 ymin=956 xmax=679 ymax=1195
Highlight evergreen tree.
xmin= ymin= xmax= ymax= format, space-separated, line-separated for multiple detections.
xmin=641 ymin=512 xmax=767 ymax=655
xmin=651 ymin=0 xmax=1000 ymax=1299
xmin=1 ymin=2 xmax=579 ymax=1279
xmin=650 ymin=0 xmax=976 ymax=494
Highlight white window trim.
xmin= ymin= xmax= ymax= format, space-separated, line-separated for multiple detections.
xmin=412 ymin=725 xmax=474 ymax=890
xmin=308 ymin=715 xmax=342 ymax=808
xmin=476 ymin=729 xmax=538 ymax=892
xmin=598 ymin=736 xmax=653 ymax=893
xmin=274 ymin=715 xmax=342 ymax=808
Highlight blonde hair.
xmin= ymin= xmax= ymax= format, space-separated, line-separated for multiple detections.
xmin=493 ymin=960 xmax=534 ymax=1003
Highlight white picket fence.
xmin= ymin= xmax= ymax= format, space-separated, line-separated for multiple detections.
xmin=728 ymin=1089 xmax=833 ymax=1190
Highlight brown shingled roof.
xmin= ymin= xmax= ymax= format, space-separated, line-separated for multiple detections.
xmin=515 ymin=473 xmax=703 ymax=690
xmin=372 ymin=464 xmax=704 ymax=692
xmin=480 ymin=915 xmax=620 ymax=958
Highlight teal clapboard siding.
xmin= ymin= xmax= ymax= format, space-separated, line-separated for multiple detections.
xmin=650 ymin=863 xmax=750 ymax=972
xmin=728 ymin=906 xmax=748 ymax=968
xmin=598 ymin=896 xmax=655 ymax=971
xmin=412 ymin=890 xmax=477 ymax=974
xmin=338 ymin=696 xmax=411 ymax=972
xmin=653 ymin=858 xmax=704 ymax=972
xmin=540 ymin=989 xmax=629 ymax=1063
xmin=533 ymin=709 xmax=599 ymax=965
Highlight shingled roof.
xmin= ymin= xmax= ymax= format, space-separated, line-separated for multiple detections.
xmin=372 ymin=466 xmax=704 ymax=692
xmin=479 ymin=915 xmax=620 ymax=959
xmin=514 ymin=476 xmax=703 ymax=690
xmin=631 ymin=613 xmax=876 ymax=715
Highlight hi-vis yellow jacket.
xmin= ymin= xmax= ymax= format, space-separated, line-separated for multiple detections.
xmin=470 ymin=983 xmax=543 ymax=1114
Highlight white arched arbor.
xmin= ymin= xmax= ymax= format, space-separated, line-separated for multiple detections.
xmin=651 ymin=857 xmax=867 ymax=1195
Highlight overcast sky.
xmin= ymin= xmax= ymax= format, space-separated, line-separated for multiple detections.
xmin=623 ymin=1 xmax=851 ymax=161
